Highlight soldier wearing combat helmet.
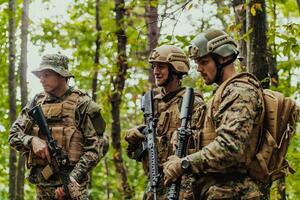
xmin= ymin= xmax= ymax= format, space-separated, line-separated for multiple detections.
xmin=163 ymin=29 xmax=270 ymax=199
xmin=9 ymin=53 xmax=108 ymax=200
xmin=125 ymin=45 xmax=206 ymax=200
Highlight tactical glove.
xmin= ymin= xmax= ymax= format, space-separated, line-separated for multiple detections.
xmin=125 ymin=125 xmax=146 ymax=144
xmin=163 ymin=155 xmax=183 ymax=186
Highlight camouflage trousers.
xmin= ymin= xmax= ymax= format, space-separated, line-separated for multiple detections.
xmin=36 ymin=185 xmax=89 ymax=200
xmin=143 ymin=189 xmax=193 ymax=200
xmin=143 ymin=175 xmax=194 ymax=200
xmin=192 ymin=174 xmax=270 ymax=200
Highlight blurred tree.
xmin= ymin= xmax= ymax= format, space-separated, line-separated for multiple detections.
xmin=16 ymin=0 xmax=30 ymax=199
xmin=8 ymin=0 xmax=17 ymax=199
xmin=232 ymin=0 xmax=247 ymax=69
xmin=247 ymin=0 xmax=269 ymax=87
xmin=145 ymin=0 xmax=159 ymax=87
xmin=110 ymin=0 xmax=133 ymax=199
xmin=92 ymin=0 xmax=101 ymax=102
xmin=2 ymin=1 xmax=297 ymax=199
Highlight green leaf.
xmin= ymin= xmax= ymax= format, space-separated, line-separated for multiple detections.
xmin=250 ymin=4 xmax=256 ymax=16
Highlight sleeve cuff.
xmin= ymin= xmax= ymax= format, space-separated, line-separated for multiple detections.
xmin=187 ymin=151 xmax=204 ymax=174
xmin=24 ymin=135 xmax=34 ymax=149
xmin=69 ymin=170 xmax=82 ymax=183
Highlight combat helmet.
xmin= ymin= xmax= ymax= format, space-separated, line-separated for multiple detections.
xmin=189 ymin=28 xmax=239 ymax=83
xmin=189 ymin=28 xmax=239 ymax=60
xmin=149 ymin=45 xmax=190 ymax=75
xmin=32 ymin=53 xmax=74 ymax=78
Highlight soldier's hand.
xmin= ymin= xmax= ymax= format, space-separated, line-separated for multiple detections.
xmin=55 ymin=187 xmax=65 ymax=200
xmin=31 ymin=136 xmax=50 ymax=162
xmin=125 ymin=125 xmax=145 ymax=144
xmin=163 ymin=155 xmax=183 ymax=186
xmin=55 ymin=176 xmax=83 ymax=199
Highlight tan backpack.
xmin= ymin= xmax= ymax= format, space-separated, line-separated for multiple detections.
xmin=248 ymin=87 xmax=299 ymax=183
xmin=214 ymin=73 xmax=299 ymax=183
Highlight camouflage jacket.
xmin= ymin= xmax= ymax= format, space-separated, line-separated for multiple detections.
xmin=127 ymin=86 xmax=206 ymax=199
xmin=187 ymin=74 xmax=267 ymax=199
xmin=9 ymin=88 xmax=106 ymax=186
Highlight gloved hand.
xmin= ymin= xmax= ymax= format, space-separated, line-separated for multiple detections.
xmin=31 ymin=136 xmax=50 ymax=162
xmin=125 ymin=125 xmax=146 ymax=144
xmin=55 ymin=176 xmax=85 ymax=199
xmin=163 ymin=155 xmax=183 ymax=186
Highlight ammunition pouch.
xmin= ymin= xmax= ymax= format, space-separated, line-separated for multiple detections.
xmin=28 ymin=93 xmax=84 ymax=168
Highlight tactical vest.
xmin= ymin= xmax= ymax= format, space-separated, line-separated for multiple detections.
xmin=29 ymin=92 xmax=84 ymax=167
xmin=200 ymin=73 xmax=265 ymax=168
xmin=154 ymin=89 xmax=184 ymax=165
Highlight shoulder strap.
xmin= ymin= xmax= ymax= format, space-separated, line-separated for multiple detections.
xmin=65 ymin=92 xmax=80 ymax=105
xmin=213 ymin=72 xmax=262 ymax=112
xmin=35 ymin=92 xmax=47 ymax=106
xmin=72 ymin=88 xmax=87 ymax=96
xmin=172 ymin=87 xmax=186 ymax=111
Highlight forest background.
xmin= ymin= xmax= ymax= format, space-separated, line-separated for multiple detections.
xmin=0 ymin=0 xmax=299 ymax=199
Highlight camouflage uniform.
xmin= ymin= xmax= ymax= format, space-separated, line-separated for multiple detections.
xmin=127 ymin=86 xmax=206 ymax=200
xmin=9 ymin=54 xmax=107 ymax=200
xmin=184 ymin=29 xmax=269 ymax=199
xmin=187 ymin=74 xmax=269 ymax=200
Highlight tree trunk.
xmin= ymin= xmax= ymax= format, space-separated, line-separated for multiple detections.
xmin=145 ymin=0 xmax=159 ymax=88
xmin=267 ymin=0 xmax=278 ymax=87
xmin=92 ymin=0 xmax=101 ymax=102
xmin=8 ymin=0 xmax=17 ymax=199
xmin=16 ymin=1 xmax=30 ymax=199
xmin=89 ymin=0 xmax=101 ymax=199
xmin=232 ymin=0 xmax=247 ymax=69
xmin=246 ymin=0 xmax=269 ymax=88
xmin=296 ymin=0 xmax=300 ymax=13
xmin=111 ymin=0 xmax=132 ymax=199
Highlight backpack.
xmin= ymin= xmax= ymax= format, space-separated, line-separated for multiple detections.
xmin=215 ymin=73 xmax=299 ymax=183
xmin=248 ymin=87 xmax=299 ymax=183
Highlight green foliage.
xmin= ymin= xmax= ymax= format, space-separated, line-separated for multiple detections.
xmin=286 ymin=131 xmax=300 ymax=199
xmin=0 ymin=2 xmax=13 ymax=198
xmin=0 ymin=0 xmax=299 ymax=199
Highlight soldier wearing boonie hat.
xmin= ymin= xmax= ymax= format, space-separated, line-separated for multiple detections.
xmin=9 ymin=53 xmax=108 ymax=200
xmin=32 ymin=53 xmax=74 ymax=78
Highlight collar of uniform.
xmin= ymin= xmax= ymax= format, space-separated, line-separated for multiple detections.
xmin=160 ymin=87 xmax=185 ymax=103
xmin=211 ymin=83 xmax=219 ymax=95
xmin=44 ymin=87 xmax=73 ymax=103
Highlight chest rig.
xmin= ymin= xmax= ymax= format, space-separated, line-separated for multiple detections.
xmin=29 ymin=92 xmax=84 ymax=167
xmin=200 ymin=73 xmax=264 ymax=168
xmin=154 ymin=89 xmax=185 ymax=165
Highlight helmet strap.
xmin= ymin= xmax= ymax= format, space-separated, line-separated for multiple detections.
xmin=211 ymin=53 xmax=238 ymax=84
xmin=161 ymin=65 xmax=174 ymax=86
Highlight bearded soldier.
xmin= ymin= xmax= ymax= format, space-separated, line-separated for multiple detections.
xmin=162 ymin=29 xmax=270 ymax=200
xmin=9 ymin=53 xmax=108 ymax=200
xmin=125 ymin=45 xmax=206 ymax=200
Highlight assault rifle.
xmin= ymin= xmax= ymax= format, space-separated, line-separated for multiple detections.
xmin=141 ymin=90 xmax=160 ymax=200
xmin=29 ymin=105 xmax=71 ymax=200
xmin=167 ymin=87 xmax=194 ymax=200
